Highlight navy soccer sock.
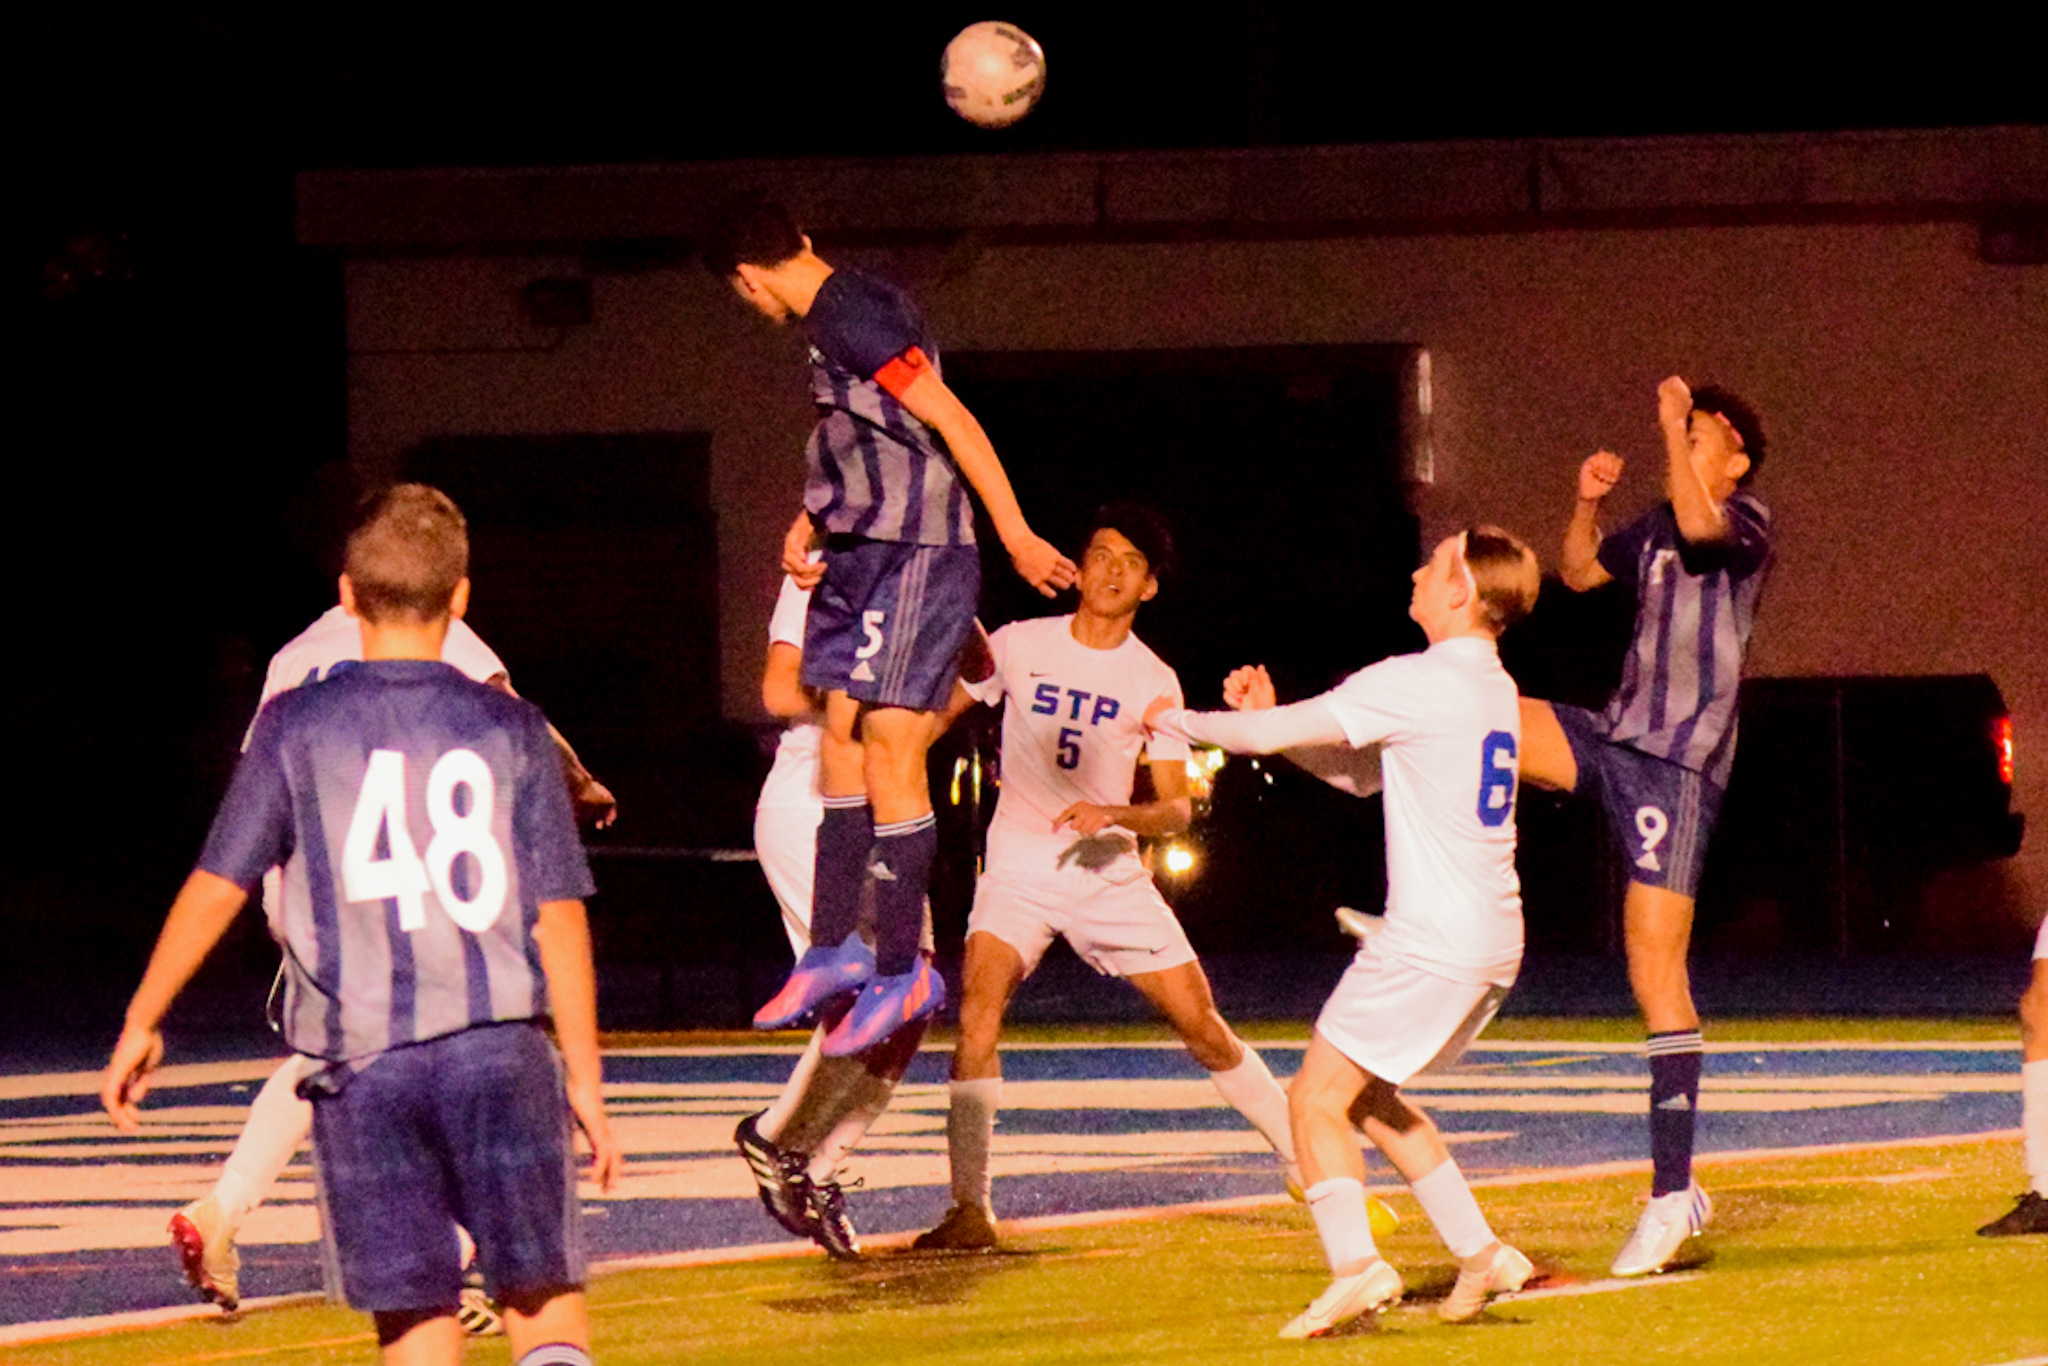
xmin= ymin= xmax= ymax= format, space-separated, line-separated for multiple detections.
xmin=809 ymin=796 xmax=872 ymax=949
xmin=870 ymin=813 xmax=936 ymax=976
xmin=1647 ymin=1030 xmax=1704 ymax=1196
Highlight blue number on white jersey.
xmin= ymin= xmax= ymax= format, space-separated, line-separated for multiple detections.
xmin=1477 ymin=730 xmax=1517 ymax=828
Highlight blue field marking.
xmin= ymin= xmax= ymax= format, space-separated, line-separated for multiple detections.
xmin=0 ymin=1041 xmax=2022 ymax=1332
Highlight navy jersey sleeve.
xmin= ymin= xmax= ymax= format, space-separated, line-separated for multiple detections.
xmin=1596 ymin=506 xmax=1661 ymax=587
xmin=513 ymin=706 xmax=596 ymax=904
xmin=197 ymin=700 xmax=297 ymax=891
xmin=807 ymin=272 xmax=931 ymax=384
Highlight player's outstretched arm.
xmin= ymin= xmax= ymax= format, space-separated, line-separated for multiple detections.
xmin=102 ymin=871 xmax=249 ymax=1131
xmin=761 ymin=641 xmax=817 ymax=721
xmin=1214 ymin=666 xmax=1383 ymax=797
xmin=534 ymin=898 xmax=620 ymax=1191
xmin=891 ymin=369 xmax=1076 ymax=597
xmin=1146 ymin=693 xmax=1349 ymax=755
xmin=1560 ymin=450 xmax=1622 ymax=591
xmin=1658 ymin=375 xmax=1735 ymax=545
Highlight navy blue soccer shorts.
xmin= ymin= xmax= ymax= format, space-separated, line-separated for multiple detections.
xmin=1553 ymin=704 xmax=1725 ymax=900
xmin=802 ymin=536 xmax=981 ymax=713
xmin=308 ymin=1022 xmax=586 ymax=1313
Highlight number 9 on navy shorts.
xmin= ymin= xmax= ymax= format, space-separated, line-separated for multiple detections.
xmin=802 ymin=536 xmax=981 ymax=712
xmin=1553 ymin=704 xmax=1724 ymax=899
xmin=308 ymin=1022 xmax=586 ymax=1312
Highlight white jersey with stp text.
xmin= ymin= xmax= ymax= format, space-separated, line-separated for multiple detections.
xmin=1315 ymin=636 xmax=1524 ymax=985
xmin=758 ymin=575 xmax=825 ymax=815
xmin=258 ymin=605 xmax=508 ymax=710
xmin=970 ymin=615 xmax=1189 ymax=877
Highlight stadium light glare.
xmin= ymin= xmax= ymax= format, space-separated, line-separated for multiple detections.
xmin=1995 ymin=715 xmax=2014 ymax=785
xmin=1163 ymin=845 xmax=1195 ymax=875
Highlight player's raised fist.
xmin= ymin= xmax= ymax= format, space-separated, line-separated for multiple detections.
xmin=1579 ymin=450 xmax=1624 ymax=502
xmin=1010 ymin=534 xmax=1078 ymax=598
xmin=1657 ymin=375 xmax=1693 ymax=430
xmin=1223 ymin=664 xmax=1277 ymax=712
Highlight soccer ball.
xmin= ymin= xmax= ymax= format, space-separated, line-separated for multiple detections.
xmin=940 ymin=22 xmax=1046 ymax=128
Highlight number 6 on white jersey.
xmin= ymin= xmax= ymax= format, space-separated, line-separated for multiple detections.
xmin=341 ymin=748 xmax=509 ymax=934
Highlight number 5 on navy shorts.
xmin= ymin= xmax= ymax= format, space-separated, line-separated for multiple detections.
xmin=802 ymin=537 xmax=981 ymax=713
xmin=1553 ymin=704 xmax=1723 ymax=899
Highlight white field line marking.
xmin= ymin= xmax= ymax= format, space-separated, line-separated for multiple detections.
xmin=0 ymin=1292 xmax=324 ymax=1347
xmin=1500 ymin=1271 xmax=1704 ymax=1302
xmin=610 ymin=1039 xmax=2021 ymax=1057
xmin=1980 ymin=1357 xmax=2048 ymax=1366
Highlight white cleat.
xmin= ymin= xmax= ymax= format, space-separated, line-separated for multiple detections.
xmin=169 ymin=1196 xmax=241 ymax=1312
xmin=1279 ymin=1258 xmax=1403 ymax=1339
xmin=1610 ymin=1183 xmax=1713 ymax=1277
xmin=1437 ymin=1243 xmax=1533 ymax=1322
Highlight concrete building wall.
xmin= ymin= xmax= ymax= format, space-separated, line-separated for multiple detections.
xmin=328 ymin=140 xmax=2048 ymax=927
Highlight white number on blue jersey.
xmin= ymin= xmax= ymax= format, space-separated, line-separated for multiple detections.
xmin=341 ymin=748 xmax=509 ymax=934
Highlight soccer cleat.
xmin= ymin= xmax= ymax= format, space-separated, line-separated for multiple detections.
xmin=1437 ymin=1243 xmax=1533 ymax=1322
xmin=1610 ymin=1182 xmax=1713 ymax=1276
xmin=735 ymin=1111 xmax=815 ymax=1236
xmin=456 ymin=1269 xmax=505 ymax=1337
xmin=806 ymin=1173 xmax=862 ymax=1260
xmin=912 ymin=1201 xmax=1000 ymax=1252
xmin=1278 ymin=1258 xmax=1402 ymax=1338
xmin=1977 ymin=1190 xmax=2048 ymax=1236
xmin=821 ymin=958 xmax=945 ymax=1057
xmin=169 ymin=1196 xmax=241 ymax=1312
xmin=754 ymin=939 xmax=875 ymax=1031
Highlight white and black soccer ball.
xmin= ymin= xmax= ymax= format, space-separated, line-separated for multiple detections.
xmin=940 ymin=21 xmax=1046 ymax=129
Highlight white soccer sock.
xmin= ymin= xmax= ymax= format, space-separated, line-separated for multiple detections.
xmin=1207 ymin=1043 xmax=1296 ymax=1166
xmin=806 ymin=1068 xmax=901 ymax=1182
xmin=947 ymin=1077 xmax=1002 ymax=1212
xmin=516 ymin=1346 xmax=593 ymax=1366
xmin=1408 ymin=1157 xmax=1496 ymax=1260
xmin=1305 ymin=1177 xmax=1379 ymax=1275
xmin=2024 ymin=1059 xmax=2048 ymax=1195
xmin=456 ymin=1224 xmax=477 ymax=1271
xmin=758 ymin=1026 xmax=828 ymax=1143
xmin=216 ymin=1059 xmax=313 ymax=1227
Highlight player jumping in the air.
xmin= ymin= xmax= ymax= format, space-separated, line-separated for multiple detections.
xmin=169 ymin=598 xmax=615 ymax=1324
xmin=703 ymin=195 xmax=1074 ymax=1055
xmin=1979 ymin=915 xmax=2048 ymax=1235
xmin=103 ymin=486 xmax=619 ymax=1366
xmin=912 ymin=506 xmax=1311 ymax=1251
xmin=1518 ymin=376 xmax=1772 ymax=1276
xmin=1150 ymin=528 xmax=1541 ymax=1337
xmin=733 ymin=566 xmax=945 ymax=1259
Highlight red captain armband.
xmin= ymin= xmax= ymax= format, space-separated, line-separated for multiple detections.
xmin=873 ymin=346 xmax=933 ymax=399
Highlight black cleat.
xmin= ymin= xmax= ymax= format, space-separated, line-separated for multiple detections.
xmin=1978 ymin=1190 xmax=2048 ymax=1237
xmin=807 ymin=1174 xmax=862 ymax=1261
xmin=735 ymin=1111 xmax=814 ymax=1237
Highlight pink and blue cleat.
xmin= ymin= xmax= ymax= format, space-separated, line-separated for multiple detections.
xmin=754 ymin=939 xmax=875 ymax=1030
xmin=823 ymin=958 xmax=945 ymax=1056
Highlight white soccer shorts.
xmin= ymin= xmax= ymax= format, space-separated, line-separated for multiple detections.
xmin=969 ymin=858 xmax=1197 ymax=979
xmin=1315 ymin=938 xmax=1512 ymax=1086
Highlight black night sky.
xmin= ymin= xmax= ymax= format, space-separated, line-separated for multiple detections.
xmin=8 ymin=7 xmax=2040 ymax=1038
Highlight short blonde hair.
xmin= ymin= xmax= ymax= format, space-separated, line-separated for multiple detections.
xmin=344 ymin=484 xmax=469 ymax=623
xmin=1463 ymin=525 xmax=1540 ymax=635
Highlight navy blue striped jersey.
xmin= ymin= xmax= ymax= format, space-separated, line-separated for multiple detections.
xmin=1595 ymin=491 xmax=1774 ymax=787
xmin=199 ymin=660 xmax=595 ymax=1063
xmin=802 ymin=269 xmax=974 ymax=546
